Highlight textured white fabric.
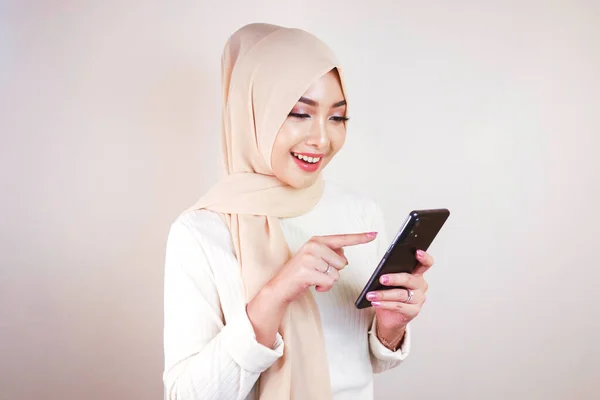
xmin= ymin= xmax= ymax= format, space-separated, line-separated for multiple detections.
xmin=163 ymin=182 xmax=411 ymax=400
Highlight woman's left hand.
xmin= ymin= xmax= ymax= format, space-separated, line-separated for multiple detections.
xmin=367 ymin=249 xmax=434 ymax=342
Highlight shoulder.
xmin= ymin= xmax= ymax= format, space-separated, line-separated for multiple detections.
xmin=321 ymin=180 xmax=383 ymax=217
xmin=302 ymin=180 xmax=385 ymax=234
xmin=166 ymin=209 xmax=234 ymax=256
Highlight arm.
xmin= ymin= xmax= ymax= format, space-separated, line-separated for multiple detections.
xmin=368 ymin=315 xmax=412 ymax=373
xmin=163 ymin=218 xmax=284 ymax=400
xmin=367 ymin=202 xmax=412 ymax=373
xmin=164 ymin=213 xmax=377 ymax=398
xmin=246 ymin=283 xmax=288 ymax=348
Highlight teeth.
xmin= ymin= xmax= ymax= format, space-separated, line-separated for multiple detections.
xmin=293 ymin=153 xmax=321 ymax=164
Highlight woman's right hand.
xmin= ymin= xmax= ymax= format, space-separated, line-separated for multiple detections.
xmin=268 ymin=232 xmax=378 ymax=304
xmin=247 ymin=232 xmax=377 ymax=347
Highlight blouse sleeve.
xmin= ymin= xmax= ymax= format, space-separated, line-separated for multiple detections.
xmin=367 ymin=202 xmax=412 ymax=373
xmin=163 ymin=217 xmax=284 ymax=400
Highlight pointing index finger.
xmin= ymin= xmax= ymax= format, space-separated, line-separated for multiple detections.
xmin=313 ymin=232 xmax=378 ymax=249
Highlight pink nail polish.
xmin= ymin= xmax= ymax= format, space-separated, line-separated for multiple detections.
xmin=366 ymin=292 xmax=376 ymax=301
xmin=417 ymin=250 xmax=424 ymax=258
xmin=371 ymin=301 xmax=381 ymax=307
xmin=367 ymin=232 xmax=378 ymax=238
xmin=380 ymin=276 xmax=389 ymax=285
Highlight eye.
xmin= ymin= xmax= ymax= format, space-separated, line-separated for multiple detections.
xmin=330 ymin=116 xmax=350 ymax=122
xmin=288 ymin=112 xmax=310 ymax=119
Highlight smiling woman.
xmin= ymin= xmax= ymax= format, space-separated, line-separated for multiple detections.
xmin=272 ymin=70 xmax=349 ymax=187
xmin=163 ymin=22 xmax=435 ymax=400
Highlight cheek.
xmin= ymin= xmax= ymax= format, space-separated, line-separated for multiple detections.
xmin=329 ymin=128 xmax=347 ymax=155
xmin=271 ymin=126 xmax=295 ymax=171
xmin=270 ymin=142 xmax=286 ymax=174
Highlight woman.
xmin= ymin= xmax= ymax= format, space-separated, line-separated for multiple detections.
xmin=163 ymin=23 xmax=434 ymax=400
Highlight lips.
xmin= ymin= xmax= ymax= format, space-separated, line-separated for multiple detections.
xmin=291 ymin=152 xmax=324 ymax=172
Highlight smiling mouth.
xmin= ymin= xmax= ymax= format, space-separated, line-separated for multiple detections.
xmin=291 ymin=152 xmax=324 ymax=172
xmin=292 ymin=152 xmax=321 ymax=164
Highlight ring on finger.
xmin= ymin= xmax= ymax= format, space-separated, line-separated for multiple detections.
xmin=324 ymin=264 xmax=332 ymax=275
xmin=404 ymin=288 xmax=414 ymax=303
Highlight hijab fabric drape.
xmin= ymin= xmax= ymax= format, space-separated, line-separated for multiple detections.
xmin=186 ymin=23 xmax=347 ymax=399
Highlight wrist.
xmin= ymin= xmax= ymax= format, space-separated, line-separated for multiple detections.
xmin=376 ymin=323 xmax=406 ymax=351
xmin=246 ymin=283 xmax=289 ymax=348
xmin=260 ymin=280 xmax=290 ymax=309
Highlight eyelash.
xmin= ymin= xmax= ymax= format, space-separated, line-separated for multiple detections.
xmin=288 ymin=112 xmax=350 ymax=122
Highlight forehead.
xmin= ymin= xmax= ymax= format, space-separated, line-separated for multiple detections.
xmin=299 ymin=70 xmax=345 ymax=104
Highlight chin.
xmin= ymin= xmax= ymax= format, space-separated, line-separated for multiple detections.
xmin=275 ymin=170 xmax=320 ymax=189
xmin=273 ymin=157 xmax=330 ymax=188
xmin=285 ymin=176 xmax=316 ymax=189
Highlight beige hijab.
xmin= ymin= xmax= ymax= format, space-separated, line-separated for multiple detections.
xmin=187 ymin=23 xmax=347 ymax=399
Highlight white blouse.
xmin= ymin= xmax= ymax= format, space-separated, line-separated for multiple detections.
xmin=163 ymin=181 xmax=411 ymax=400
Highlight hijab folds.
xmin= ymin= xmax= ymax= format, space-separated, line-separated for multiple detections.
xmin=187 ymin=23 xmax=347 ymax=399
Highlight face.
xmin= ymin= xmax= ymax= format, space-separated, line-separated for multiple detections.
xmin=271 ymin=69 xmax=348 ymax=189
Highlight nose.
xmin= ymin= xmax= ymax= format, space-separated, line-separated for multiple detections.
xmin=305 ymin=120 xmax=330 ymax=150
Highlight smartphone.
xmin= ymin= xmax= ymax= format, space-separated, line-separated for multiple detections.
xmin=354 ymin=208 xmax=450 ymax=309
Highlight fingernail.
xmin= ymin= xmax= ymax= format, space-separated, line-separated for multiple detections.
xmin=366 ymin=292 xmax=377 ymax=301
xmin=416 ymin=250 xmax=424 ymax=258
xmin=371 ymin=301 xmax=381 ymax=307
xmin=380 ymin=275 xmax=389 ymax=285
xmin=367 ymin=232 xmax=378 ymax=237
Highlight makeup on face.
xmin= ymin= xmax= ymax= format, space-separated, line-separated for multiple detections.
xmin=270 ymin=69 xmax=347 ymax=188
xmin=290 ymin=151 xmax=324 ymax=172
xmin=286 ymin=97 xmax=348 ymax=173
xmin=288 ymin=97 xmax=348 ymax=122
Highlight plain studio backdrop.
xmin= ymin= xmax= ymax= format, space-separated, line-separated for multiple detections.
xmin=1 ymin=1 xmax=599 ymax=399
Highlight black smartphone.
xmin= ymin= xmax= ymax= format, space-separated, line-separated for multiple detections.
xmin=354 ymin=208 xmax=450 ymax=309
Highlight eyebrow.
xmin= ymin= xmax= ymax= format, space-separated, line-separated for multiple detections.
xmin=298 ymin=97 xmax=346 ymax=108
